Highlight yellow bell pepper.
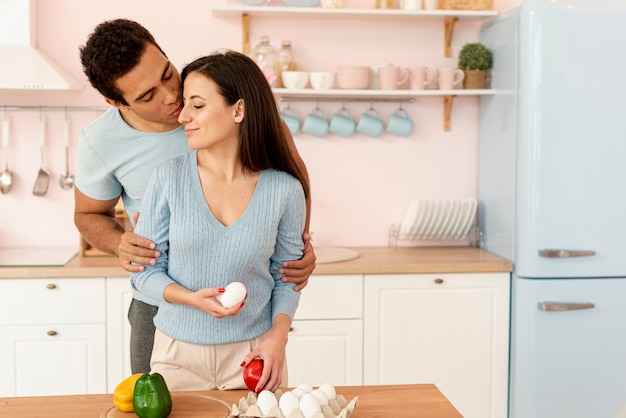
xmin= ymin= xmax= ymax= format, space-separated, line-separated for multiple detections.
xmin=113 ymin=373 xmax=143 ymax=413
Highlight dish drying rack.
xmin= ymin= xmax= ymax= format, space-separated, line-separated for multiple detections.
xmin=389 ymin=197 xmax=480 ymax=248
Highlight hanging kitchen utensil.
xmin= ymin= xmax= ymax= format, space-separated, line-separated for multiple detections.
xmin=0 ymin=115 xmax=14 ymax=195
xmin=59 ymin=114 xmax=74 ymax=190
xmin=32 ymin=114 xmax=50 ymax=196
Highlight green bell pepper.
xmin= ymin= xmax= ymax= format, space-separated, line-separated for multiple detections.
xmin=132 ymin=373 xmax=173 ymax=418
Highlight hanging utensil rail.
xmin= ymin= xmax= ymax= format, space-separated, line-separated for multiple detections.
xmin=278 ymin=97 xmax=415 ymax=104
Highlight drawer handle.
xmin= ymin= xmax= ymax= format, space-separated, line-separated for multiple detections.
xmin=46 ymin=284 xmax=57 ymax=290
xmin=47 ymin=330 xmax=58 ymax=336
xmin=434 ymin=278 xmax=444 ymax=284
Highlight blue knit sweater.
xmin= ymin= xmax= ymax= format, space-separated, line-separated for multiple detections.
xmin=131 ymin=151 xmax=305 ymax=345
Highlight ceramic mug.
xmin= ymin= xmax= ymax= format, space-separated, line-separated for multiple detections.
xmin=302 ymin=107 xmax=329 ymax=137
xmin=378 ymin=65 xmax=410 ymax=90
xmin=409 ymin=67 xmax=428 ymax=90
xmin=400 ymin=0 xmax=422 ymax=9
xmin=280 ymin=106 xmax=300 ymax=136
xmin=386 ymin=108 xmax=413 ymax=137
xmin=281 ymin=71 xmax=309 ymax=89
xmin=310 ymin=71 xmax=335 ymax=90
xmin=438 ymin=67 xmax=465 ymax=90
xmin=357 ymin=108 xmax=384 ymax=137
xmin=423 ymin=0 xmax=438 ymax=9
xmin=329 ymin=107 xmax=356 ymax=137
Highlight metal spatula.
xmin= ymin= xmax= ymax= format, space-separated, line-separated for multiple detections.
xmin=32 ymin=115 xmax=49 ymax=196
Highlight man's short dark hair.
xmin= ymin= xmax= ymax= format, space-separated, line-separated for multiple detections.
xmin=79 ymin=19 xmax=166 ymax=105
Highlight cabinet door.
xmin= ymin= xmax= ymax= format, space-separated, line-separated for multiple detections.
xmin=0 ymin=324 xmax=107 ymax=397
xmin=286 ymin=319 xmax=363 ymax=387
xmin=106 ymin=277 xmax=133 ymax=393
xmin=363 ymin=273 xmax=509 ymax=418
xmin=0 ymin=278 xmax=105 ymax=325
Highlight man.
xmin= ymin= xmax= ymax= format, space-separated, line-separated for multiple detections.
xmin=75 ymin=19 xmax=316 ymax=374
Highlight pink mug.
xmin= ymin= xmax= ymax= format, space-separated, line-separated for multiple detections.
xmin=438 ymin=67 xmax=465 ymax=90
xmin=409 ymin=67 xmax=428 ymax=90
xmin=378 ymin=65 xmax=410 ymax=90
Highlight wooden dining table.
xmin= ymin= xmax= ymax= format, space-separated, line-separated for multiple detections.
xmin=0 ymin=384 xmax=463 ymax=417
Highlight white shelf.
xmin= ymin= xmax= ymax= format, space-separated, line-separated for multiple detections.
xmin=212 ymin=5 xmax=497 ymax=21
xmin=272 ymin=88 xmax=495 ymax=97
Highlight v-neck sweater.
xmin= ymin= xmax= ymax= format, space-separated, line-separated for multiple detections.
xmin=131 ymin=151 xmax=305 ymax=345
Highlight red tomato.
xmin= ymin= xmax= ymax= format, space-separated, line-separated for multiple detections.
xmin=243 ymin=359 xmax=264 ymax=393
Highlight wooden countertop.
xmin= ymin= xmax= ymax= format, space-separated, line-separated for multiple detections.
xmin=0 ymin=246 xmax=511 ymax=279
xmin=0 ymin=384 xmax=463 ymax=418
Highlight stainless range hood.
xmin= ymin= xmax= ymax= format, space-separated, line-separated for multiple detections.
xmin=0 ymin=0 xmax=82 ymax=90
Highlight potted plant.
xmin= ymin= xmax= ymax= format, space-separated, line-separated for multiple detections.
xmin=458 ymin=42 xmax=493 ymax=89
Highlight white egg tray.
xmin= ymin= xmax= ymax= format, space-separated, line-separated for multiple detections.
xmin=231 ymin=389 xmax=358 ymax=418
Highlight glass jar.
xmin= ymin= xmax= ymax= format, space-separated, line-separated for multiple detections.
xmin=277 ymin=40 xmax=297 ymax=88
xmin=251 ymin=35 xmax=278 ymax=87
xmin=376 ymin=0 xmax=395 ymax=8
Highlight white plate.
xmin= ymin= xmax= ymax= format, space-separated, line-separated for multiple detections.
xmin=440 ymin=199 xmax=460 ymax=239
xmin=431 ymin=199 xmax=451 ymax=239
xmin=424 ymin=199 xmax=444 ymax=240
xmin=413 ymin=199 xmax=431 ymax=240
xmin=459 ymin=198 xmax=478 ymax=238
xmin=454 ymin=198 xmax=473 ymax=239
xmin=399 ymin=198 xmax=419 ymax=239
xmin=451 ymin=199 xmax=470 ymax=239
xmin=408 ymin=199 xmax=425 ymax=239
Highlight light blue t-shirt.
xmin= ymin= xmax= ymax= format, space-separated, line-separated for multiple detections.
xmin=75 ymin=107 xmax=190 ymax=305
xmin=75 ymin=107 xmax=190 ymax=221
xmin=131 ymin=152 xmax=305 ymax=345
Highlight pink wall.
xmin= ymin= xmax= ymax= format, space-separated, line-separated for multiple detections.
xmin=0 ymin=0 xmax=520 ymax=249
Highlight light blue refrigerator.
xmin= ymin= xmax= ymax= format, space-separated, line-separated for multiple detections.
xmin=478 ymin=0 xmax=626 ymax=417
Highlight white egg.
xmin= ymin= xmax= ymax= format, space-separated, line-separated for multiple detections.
xmin=256 ymin=390 xmax=278 ymax=415
xmin=299 ymin=393 xmax=321 ymax=418
xmin=311 ymin=389 xmax=329 ymax=406
xmin=291 ymin=387 xmax=306 ymax=398
xmin=278 ymin=391 xmax=300 ymax=417
xmin=216 ymin=281 xmax=246 ymax=308
xmin=318 ymin=382 xmax=336 ymax=400
xmin=296 ymin=383 xmax=314 ymax=393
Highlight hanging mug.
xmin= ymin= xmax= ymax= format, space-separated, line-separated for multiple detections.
xmin=329 ymin=107 xmax=356 ymax=137
xmin=357 ymin=107 xmax=385 ymax=137
xmin=386 ymin=108 xmax=414 ymax=137
xmin=280 ymin=105 xmax=301 ymax=136
xmin=302 ymin=107 xmax=329 ymax=137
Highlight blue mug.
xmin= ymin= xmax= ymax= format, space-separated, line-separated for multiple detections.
xmin=386 ymin=108 xmax=413 ymax=137
xmin=302 ymin=107 xmax=329 ymax=137
xmin=329 ymin=107 xmax=356 ymax=137
xmin=280 ymin=106 xmax=300 ymax=136
xmin=357 ymin=107 xmax=384 ymax=137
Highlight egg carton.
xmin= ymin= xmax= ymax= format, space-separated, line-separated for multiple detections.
xmin=231 ymin=389 xmax=358 ymax=418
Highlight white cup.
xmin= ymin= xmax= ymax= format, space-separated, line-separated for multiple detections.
xmin=424 ymin=0 xmax=438 ymax=9
xmin=438 ymin=67 xmax=465 ymax=90
xmin=309 ymin=72 xmax=335 ymax=90
xmin=400 ymin=0 xmax=422 ymax=9
xmin=281 ymin=71 xmax=309 ymax=89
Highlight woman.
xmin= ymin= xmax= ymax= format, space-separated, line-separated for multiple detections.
xmin=130 ymin=50 xmax=307 ymax=393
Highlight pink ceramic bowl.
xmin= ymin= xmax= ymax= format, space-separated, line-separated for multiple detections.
xmin=336 ymin=66 xmax=371 ymax=89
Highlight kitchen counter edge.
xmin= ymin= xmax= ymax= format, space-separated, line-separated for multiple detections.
xmin=0 ymin=246 xmax=512 ymax=279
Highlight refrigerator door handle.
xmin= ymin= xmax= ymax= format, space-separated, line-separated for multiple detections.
xmin=538 ymin=302 xmax=595 ymax=311
xmin=538 ymin=249 xmax=596 ymax=258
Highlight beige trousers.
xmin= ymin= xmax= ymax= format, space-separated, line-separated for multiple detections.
xmin=150 ymin=329 xmax=288 ymax=391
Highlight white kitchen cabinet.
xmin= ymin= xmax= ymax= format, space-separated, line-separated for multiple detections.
xmin=0 ymin=278 xmax=107 ymax=397
xmin=287 ymin=274 xmax=363 ymax=387
xmin=363 ymin=273 xmax=510 ymax=418
xmin=105 ymin=276 xmax=133 ymax=393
